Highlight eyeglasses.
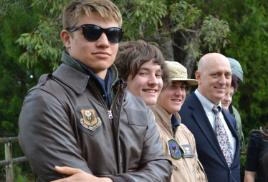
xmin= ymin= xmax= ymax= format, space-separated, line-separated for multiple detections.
xmin=66 ymin=24 xmax=123 ymax=43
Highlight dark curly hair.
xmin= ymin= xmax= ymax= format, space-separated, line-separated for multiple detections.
xmin=115 ymin=40 xmax=168 ymax=84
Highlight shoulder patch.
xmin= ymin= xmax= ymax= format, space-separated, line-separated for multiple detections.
xmin=167 ymin=139 xmax=184 ymax=160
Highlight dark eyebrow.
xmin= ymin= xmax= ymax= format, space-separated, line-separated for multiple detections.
xmin=140 ymin=68 xmax=150 ymax=71
xmin=139 ymin=68 xmax=150 ymax=71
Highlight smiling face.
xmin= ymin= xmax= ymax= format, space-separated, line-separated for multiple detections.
xmin=157 ymin=81 xmax=187 ymax=114
xmin=196 ymin=53 xmax=232 ymax=104
xmin=61 ymin=13 xmax=119 ymax=79
xmin=127 ymin=60 xmax=163 ymax=106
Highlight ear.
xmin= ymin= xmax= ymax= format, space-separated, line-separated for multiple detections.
xmin=195 ymin=71 xmax=201 ymax=85
xmin=60 ymin=30 xmax=72 ymax=49
xmin=195 ymin=70 xmax=200 ymax=80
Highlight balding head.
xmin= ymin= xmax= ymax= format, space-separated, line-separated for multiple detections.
xmin=195 ymin=53 xmax=232 ymax=104
xmin=197 ymin=53 xmax=230 ymax=72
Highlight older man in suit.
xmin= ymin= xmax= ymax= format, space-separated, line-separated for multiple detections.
xmin=179 ymin=53 xmax=240 ymax=182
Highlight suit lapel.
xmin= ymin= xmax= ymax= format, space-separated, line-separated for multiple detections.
xmin=189 ymin=94 xmax=229 ymax=164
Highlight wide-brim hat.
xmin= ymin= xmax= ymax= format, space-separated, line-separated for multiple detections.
xmin=165 ymin=61 xmax=198 ymax=86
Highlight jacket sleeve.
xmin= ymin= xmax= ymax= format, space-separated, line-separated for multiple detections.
xmin=245 ymin=131 xmax=262 ymax=171
xmin=110 ymin=109 xmax=172 ymax=182
xmin=18 ymin=89 xmax=91 ymax=181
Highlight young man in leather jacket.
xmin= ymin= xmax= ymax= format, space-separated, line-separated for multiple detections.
xmin=18 ymin=1 xmax=172 ymax=181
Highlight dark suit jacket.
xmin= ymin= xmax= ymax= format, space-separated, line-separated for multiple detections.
xmin=179 ymin=92 xmax=240 ymax=182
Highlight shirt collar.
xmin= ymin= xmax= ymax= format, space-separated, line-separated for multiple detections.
xmin=171 ymin=114 xmax=181 ymax=133
xmin=151 ymin=105 xmax=181 ymax=134
xmin=195 ymin=89 xmax=222 ymax=113
xmin=171 ymin=114 xmax=180 ymax=128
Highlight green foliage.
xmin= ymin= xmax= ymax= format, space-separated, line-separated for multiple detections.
xmin=15 ymin=164 xmax=35 ymax=182
xmin=200 ymin=16 xmax=230 ymax=52
xmin=0 ymin=0 xmax=38 ymax=136
xmin=189 ymin=0 xmax=268 ymax=140
xmin=14 ymin=0 xmax=230 ymax=69
xmin=116 ymin=0 xmax=167 ymax=39
xmin=31 ymin=0 xmax=68 ymax=17
xmin=169 ymin=1 xmax=201 ymax=32
xmin=16 ymin=21 xmax=62 ymax=69
xmin=0 ymin=0 xmax=20 ymax=18
xmin=16 ymin=1 xmax=66 ymax=70
xmin=222 ymin=0 xmax=268 ymax=136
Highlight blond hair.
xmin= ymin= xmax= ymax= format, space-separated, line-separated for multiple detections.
xmin=62 ymin=0 xmax=122 ymax=29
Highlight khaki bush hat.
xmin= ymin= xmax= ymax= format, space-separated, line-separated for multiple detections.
xmin=165 ymin=61 xmax=198 ymax=86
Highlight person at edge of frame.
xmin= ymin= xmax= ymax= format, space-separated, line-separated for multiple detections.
xmin=244 ymin=123 xmax=268 ymax=182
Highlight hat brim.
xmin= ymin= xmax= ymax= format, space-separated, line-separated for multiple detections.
xmin=170 ymin=78 xmax=198 ymax=86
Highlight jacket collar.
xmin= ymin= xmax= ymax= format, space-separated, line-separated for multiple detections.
xmin=151 ymin=105 xmax=181 ymax=135
xmin=52 ymin=51 xmax=119 ymax=95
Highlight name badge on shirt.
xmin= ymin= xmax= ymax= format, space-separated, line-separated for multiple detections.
xmin=180 ymin=144 xmax=194 ymax=158
xmin=80 ymin=109 xmax=102 ymax=131
xmin=167 ymin=139 xmax=184 ymax=160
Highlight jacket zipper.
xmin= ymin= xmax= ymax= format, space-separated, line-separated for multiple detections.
xmin=110 ymin=82 xmax=126 ymax=174
xmin=97 ymin=80 xmax=125 ymax=173
xmin=107 ymin=110 xmax=113 ymax=119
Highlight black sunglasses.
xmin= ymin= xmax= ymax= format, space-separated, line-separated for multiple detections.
xmin=66 ymin=24 xmax=123 ymax=43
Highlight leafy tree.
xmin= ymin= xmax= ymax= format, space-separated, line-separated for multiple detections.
xmin=0 ymin=0 xmax=40 ymax=180
xmin=225 ymin=0 xmax=268 ymax=134
xmin=16 ymin=0 xmax=67 ymax=71
xmin=0 ymin=0 xmax=40 ymax=136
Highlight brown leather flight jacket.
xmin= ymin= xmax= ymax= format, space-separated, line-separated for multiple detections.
xmin=18 ymin=53 xmax=171 ymax=182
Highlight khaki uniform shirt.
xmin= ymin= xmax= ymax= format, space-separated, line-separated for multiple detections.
xmin=151 ymin=105 xmax=207 ymax=182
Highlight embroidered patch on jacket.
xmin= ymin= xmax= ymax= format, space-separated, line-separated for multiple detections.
xmin=80 ymin=109 xmax=102 ymax=131
xmin=181 ymin=144 xmax=194 ymax=158
xmin=167 ymin=139 xmax=184 ymax=160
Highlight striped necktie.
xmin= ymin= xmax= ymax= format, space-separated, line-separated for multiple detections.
xmin=212 ymin=105 xmax=233 ymax=167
